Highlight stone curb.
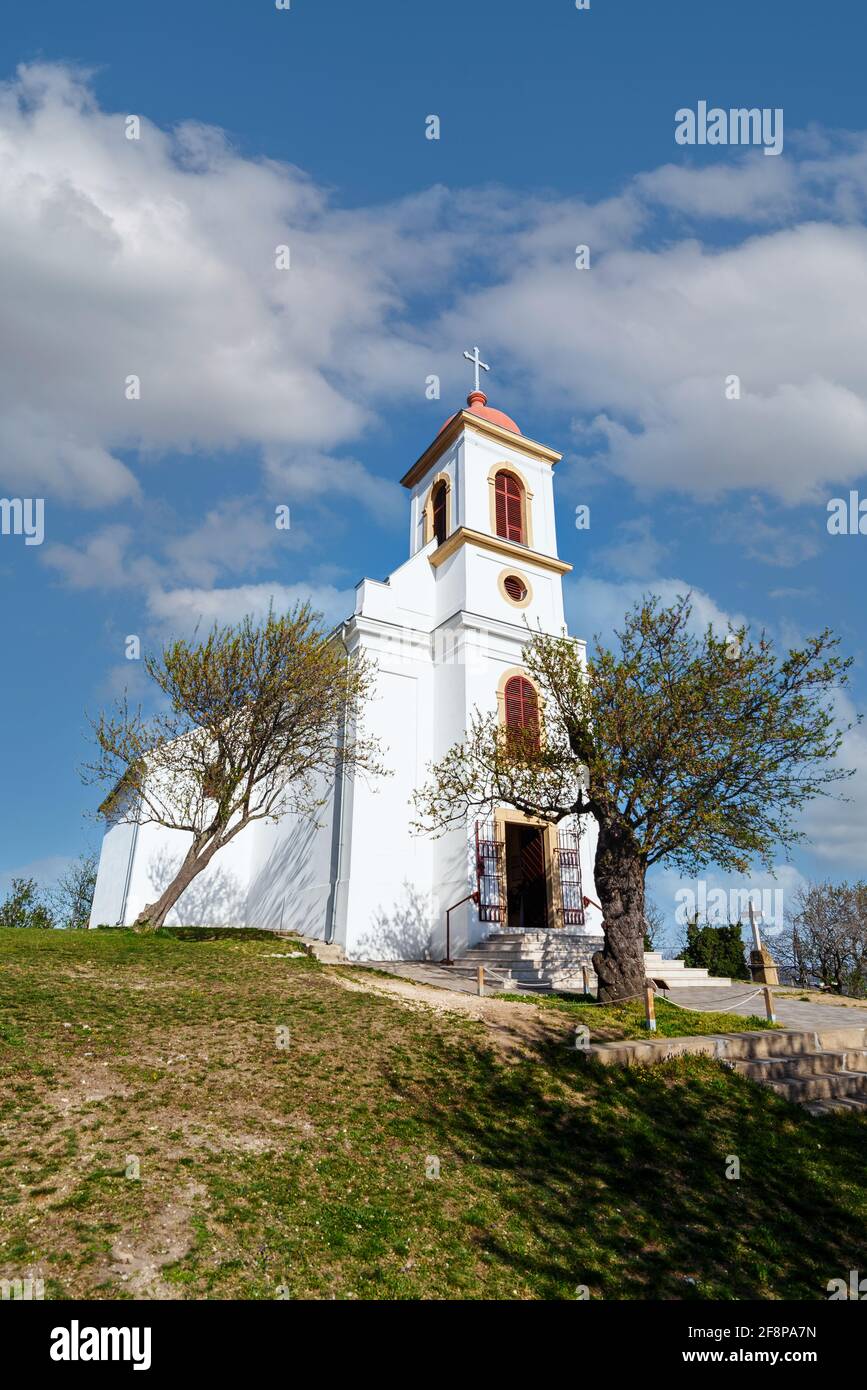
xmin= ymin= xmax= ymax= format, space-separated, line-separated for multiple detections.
xmin=586 ymin=1025 xmax=867 ymax=1067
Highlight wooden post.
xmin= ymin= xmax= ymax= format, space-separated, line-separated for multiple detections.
xmin=477 ymin=966 xmax=485 ymax=997
xmin=582 ymin=965 xmax=590 ymax=998
xmin=644 ymin=983 xmax=657 ymax=1032
xmin=763 ymin=986 xmax=776 ymax=1024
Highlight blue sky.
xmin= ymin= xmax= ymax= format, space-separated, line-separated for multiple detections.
xmin=1 ymin=0 xmax=866 ymax=941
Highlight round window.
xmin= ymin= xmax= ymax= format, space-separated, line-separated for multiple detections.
xmin=503 ymin=574 xmax=528 ymax=602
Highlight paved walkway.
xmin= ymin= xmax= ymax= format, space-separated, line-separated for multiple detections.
xmin=356 ymin=961 xmax=867 ymax=1029
xmin=356 ymin=960 xmax=511 ymax=996
xmin=660 ymin=984 xmax=867 ymax=1031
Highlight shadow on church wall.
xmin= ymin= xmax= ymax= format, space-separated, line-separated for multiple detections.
xmin=246 ymin=817 xmax=323 ymax=935
xmin=354 ymin=882 xmax=438 ymax=961
xmin=145 ymin=846 xmax=247 ymax=928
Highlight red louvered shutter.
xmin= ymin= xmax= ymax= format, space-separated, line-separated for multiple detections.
xmin=504 ymin=676 xmax=523 ymax=728
xmin=504 ymin=675 xmax=539 ymax=749
xmin=494 ymin=471 xmax=524 ymax=543
xmin=495 ymin=477 xmax=508 ymax=537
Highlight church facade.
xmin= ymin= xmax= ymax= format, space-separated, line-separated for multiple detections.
xmin=90 ymin=365 xmax=603 ymax=960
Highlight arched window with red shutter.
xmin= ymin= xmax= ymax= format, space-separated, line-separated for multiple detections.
xmin=494 ymin=470 xmax=525 ymax=544
xmin=503 ymin=674 xmax=539 ymax=751
xmin=431 ymin=480 xmax=447 ymax=546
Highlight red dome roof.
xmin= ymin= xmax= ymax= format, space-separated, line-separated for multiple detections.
xmin=439 ymin=390 xmax=521 ymax=436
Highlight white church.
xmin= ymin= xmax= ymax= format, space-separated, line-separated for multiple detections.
xmin=90 ymin=351 xmax=604 ymax=968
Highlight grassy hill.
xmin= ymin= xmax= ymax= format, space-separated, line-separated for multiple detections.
xmin=1 ymin=927 xmax=865 ymax=1300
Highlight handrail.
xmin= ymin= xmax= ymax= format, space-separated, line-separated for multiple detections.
xmin=442 ymin=890 xmax=479 ymax=965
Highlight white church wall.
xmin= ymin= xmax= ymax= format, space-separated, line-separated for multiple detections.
xmin=117 ymin=817 xmax=255 ymax=927
xmin=408 ymin=436 xmax=460 ymax=555
xmin=358 ymin=543 xmax=437 ymax=631
xmin=468 ymin=548 xmax=565 ymax=633
xmin=341 ymin=658 xmax=436 ymax=960
xmin=244 ymin=766 xmax=339 ymax=938
xmin=89 ymin=816 xmax=137 ymax=926
xmin=461 ymin=430 xmax=558 ymax=557
xmin=429 ymin=549 xmax=466 ymax=630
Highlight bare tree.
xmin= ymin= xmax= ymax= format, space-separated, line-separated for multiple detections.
xmin=48 ymin=852 xmax=98 ymax=930
xmin=84 ymin=605 xmax=384 ymax=931
xmin=779 ymin=881 xmax=867 ymax=996
xmin=642 ymin=895 xmax=666 ymax=953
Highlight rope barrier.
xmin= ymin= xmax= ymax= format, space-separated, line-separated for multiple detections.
xmin=658 ymin=987 xmax=767 ymax=1014
xmin=481 ymin=966 xmax=774 ymax=1018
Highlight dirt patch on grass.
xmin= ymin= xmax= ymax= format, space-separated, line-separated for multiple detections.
xmin=325 ymin=966 xmax=574 ymax=1057
xmin=774 ymin=988 xmax=867 ymax=1010
xmin=102 ymin=1180 xmax=207 ymax=1299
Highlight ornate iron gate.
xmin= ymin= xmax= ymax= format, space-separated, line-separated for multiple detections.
xmin=474 ymin=819 xmax=505 ymax=924
xmin=554 ymin=823 xmax=585 ymax=927
xmin=475 ymin=818 xmax=586 ymax=928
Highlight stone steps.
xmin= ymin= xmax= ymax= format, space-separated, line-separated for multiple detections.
xmin=588 ymin=1024 xmax=867 ymax=1114
xmin=450 ymin=937 xmax=735 ymax=994
xmin=643 ymin=951 xmax=732 ymax=990
xmin=730 ymin=1050 xmax=867 ymax=1079
xmin=768 ymin=1071 xmax=867 ymax=1104
xmin=450 ymin=931 xmax=603 ymax=992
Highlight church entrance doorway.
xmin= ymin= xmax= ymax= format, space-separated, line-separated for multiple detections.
xmin=504 ymin=822 xmax=548 ymax=930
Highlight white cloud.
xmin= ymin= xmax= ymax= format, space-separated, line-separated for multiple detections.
xmin=43 ymin=525 xmax=159 ymax=589
xmin=636 ymin=156 xmax=798 ymax=221
xmin=263 ymin=450 xmax=404 ymax=526
xmin=452 ymin=220 xmax=867 ymax=505
xmin=161 ymin=498 xmax=309 ymax=588
xmin=710 ymin=502 xmax=821 ymax=568
xmin=565 ymin=574 xmax=746 ymax=651
xmin=43 ymin=497 xmax=311 ymax=593
xmin=5 ymin=63 xmax=867 ymax=533
xmin=800 ymin=690 xmax=867 ymax=866
xmin=146 ymin=580 xmax=355 ymax=636
xmin=0 ymin=63 xmax=436 ymax=506
xmin=594 ymin=515 xmax=671 ymax=579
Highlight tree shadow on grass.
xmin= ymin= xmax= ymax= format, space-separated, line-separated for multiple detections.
xmin=382 ymin=1029 xmax=867 ymax=1299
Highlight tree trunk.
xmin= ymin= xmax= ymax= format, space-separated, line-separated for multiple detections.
xmin=132 ymin=837 xmax=222 ymax=931
xmin=591 ymin=823 xmax=648 ymax=1003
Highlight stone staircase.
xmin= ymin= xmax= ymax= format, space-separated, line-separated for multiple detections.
xmin=449 ymin=930 xmax=604 ymax=992
xmin=725 ymin=1032 xmax=867 ymax=1114
xmin=643 ymin=950 xmax=732 ymax=989
xmin=589 ymin=1023 xmax=867 ymax=1114
xmin=448 ymin=937 xmax=735 ymax=994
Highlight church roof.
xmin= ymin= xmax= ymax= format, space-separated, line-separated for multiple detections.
xmin=439 ymin=389 xmax=521 ymax=437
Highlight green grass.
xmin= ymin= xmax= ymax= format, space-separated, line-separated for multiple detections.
xmin=494 ymin=991 xmax=776 ymax=1039
xmin=1 ymin=927 xmax=865 ymax=1300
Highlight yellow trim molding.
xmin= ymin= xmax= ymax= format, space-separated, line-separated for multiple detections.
xmin=401 ymin=410 xmax=562 ymax=490
xmin=428 ymin=525 xmax=572 ymax=575
xmin=497 ymin=568 xmax=533 ymax=609
xmin=421 ymin=471 xmax=453 ymax=546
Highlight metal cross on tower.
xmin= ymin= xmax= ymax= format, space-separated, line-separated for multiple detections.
xmin=463 ymin=345 xmax=490 ymax=395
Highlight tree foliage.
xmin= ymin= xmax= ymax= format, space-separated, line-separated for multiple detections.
xmin=414 ymin=594 xmax=854 ymax=1000
xmin=84 ymin=605 xmax=384 ymax=930
xmin=48 ymin=852 xmax=98 ymax=930
xmin=0 ymin=877 xmax=54 ymax=930
xmin=681 ymin=919 xmax=750 ymax=981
